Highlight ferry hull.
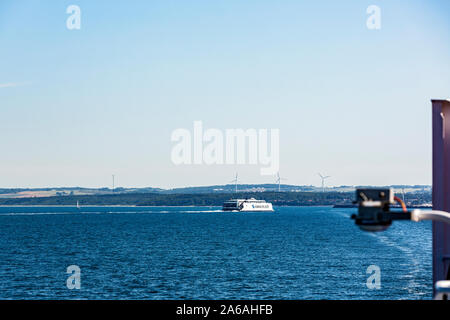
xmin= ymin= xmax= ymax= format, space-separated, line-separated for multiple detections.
xmin=222 ymin=200 xmax=274 ymax=212
xmin=239 ymin=202 xmax=274 ymax=212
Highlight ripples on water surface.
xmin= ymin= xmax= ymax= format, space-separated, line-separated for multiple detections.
xmin=0 ymin=206 xmax=432 ymax=299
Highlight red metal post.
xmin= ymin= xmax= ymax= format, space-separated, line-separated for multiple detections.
xmin=432 ymin=99 xmax=450 ymax=295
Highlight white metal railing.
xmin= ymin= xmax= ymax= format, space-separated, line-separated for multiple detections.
xmin=434 ymin=280 xmax=450 ymax=300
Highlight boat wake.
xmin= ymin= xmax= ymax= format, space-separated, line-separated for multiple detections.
xmin=368 ymin=232 xmax=426 ymax=298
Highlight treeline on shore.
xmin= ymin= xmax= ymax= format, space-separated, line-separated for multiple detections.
xmin=0 ymin=191 xmax=431 ymax=207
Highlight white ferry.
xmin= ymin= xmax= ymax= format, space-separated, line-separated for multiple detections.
xmin=222 ymin=198 xmax=274 ymax=212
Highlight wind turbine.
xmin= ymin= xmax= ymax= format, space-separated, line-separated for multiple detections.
xmin=275 ymin=172 xmax=287 ymax=192
xmin=318 ymin=173 xmax=331 ymax=192
xmin=230 ymin=173 xmax=238 ymax=193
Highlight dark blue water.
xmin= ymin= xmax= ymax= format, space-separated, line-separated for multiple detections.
xmin=0 ymin=206 xmax=432 ymax=300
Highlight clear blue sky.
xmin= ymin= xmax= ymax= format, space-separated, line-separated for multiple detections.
xmin=1 ymin=0 xmax=449 ymax=188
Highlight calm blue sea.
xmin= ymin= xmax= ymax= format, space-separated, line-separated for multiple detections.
xmin=0 ymin=206 xmax=432 ymax=300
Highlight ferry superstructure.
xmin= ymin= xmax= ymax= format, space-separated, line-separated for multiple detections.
xmin=222 ymin=198 xmax=274 ymax=212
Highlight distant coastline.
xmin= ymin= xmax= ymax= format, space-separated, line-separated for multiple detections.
xmin=0 ymin=191 xmax=431 ymax=207
xmin=333 ymin=204 xmax=433 ymax=209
